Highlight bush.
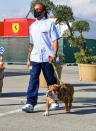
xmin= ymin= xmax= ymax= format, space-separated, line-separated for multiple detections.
xmin=59 ymin=53 xmax=65 ymax=65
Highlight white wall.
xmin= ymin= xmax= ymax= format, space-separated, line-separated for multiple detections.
xmin=49 ymin=17 xmax=96 ymax=39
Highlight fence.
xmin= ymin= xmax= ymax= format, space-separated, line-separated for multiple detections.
xmin=0 ymin=37 xmax=96 ymax=63
xmin=58 ymin=38 xmax=96 ymax=63
xmin=0 ymin=37 xmax=29 ymax=62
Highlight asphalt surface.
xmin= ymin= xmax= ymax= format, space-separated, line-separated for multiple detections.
xmin=0 ymin=63 xmax=96 ymax=131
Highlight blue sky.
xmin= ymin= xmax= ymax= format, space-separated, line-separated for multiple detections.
xmin=0 ymin=0 xmax=96 ymax=21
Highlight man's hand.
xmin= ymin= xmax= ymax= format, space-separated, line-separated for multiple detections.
xmin=49 ymin=55 xmax=56 ymax=63
xmin=27 ymin=59 xmax=30 ymax=68
xmin=27 ymin=44 xmax=33 ymax=68
xmin=49 ymin=39 xmax=58 ymax=63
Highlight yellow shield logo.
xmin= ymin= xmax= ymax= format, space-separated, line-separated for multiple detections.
xmin=12 ymin=23 xmax=19 ymax=33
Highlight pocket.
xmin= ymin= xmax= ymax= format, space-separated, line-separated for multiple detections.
xmin=41 ymin=30 xmax=49 ymax=37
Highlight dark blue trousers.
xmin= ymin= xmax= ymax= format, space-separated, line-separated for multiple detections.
xmin=26 ymin=62 xmax=57 ymax=106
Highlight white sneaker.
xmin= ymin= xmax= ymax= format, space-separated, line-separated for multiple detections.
xmin=22 ymin=104 xmax=34 ymax=113
xmin=50 ymin=103 xmax=59 ymax=110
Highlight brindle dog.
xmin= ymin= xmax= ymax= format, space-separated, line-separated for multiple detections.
xmin=43 ymin=84 xmax=74 ymax=116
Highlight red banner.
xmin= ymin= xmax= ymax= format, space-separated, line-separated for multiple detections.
xmin=4 ymin=18 xmax=35 ymax=37
xmin=0 ymin=22 xmax=4 ymax=36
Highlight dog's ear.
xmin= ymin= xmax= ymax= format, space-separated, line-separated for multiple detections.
xmin=54 ymin=85 xmax=61 ymax=91
xmin=48 ymin=85 xmax=52 ymax=90
xmin=55 ymin=85 xmax=61 ymax=90
xmin=48 ymin=85 xmax=56 ymax=90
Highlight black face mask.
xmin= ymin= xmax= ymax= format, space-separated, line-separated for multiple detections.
xmin=34 ymin=10 xmax=43 ymax=18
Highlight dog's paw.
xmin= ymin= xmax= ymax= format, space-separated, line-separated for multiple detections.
xmin=43 ymin=111 xmax=49 ymax=116
xmin=66 ymin=110 xmax=70 ymax=113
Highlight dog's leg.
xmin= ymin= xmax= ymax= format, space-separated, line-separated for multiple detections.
xmin=64 ymin=99 xmax=69 ymax=112
xmin=43 ymin=97 xmax=51 ymax=116
xmin=69 ymin=99 xmax=72 ymax=109
xmin=68 ymin=99 xmax=73 ymax=112
xmin=69 ymin=93 xmax=74 ymax=110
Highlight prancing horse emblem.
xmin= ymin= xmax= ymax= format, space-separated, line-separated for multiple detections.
xmin=12 ymin=23 xmax=19 ymax=33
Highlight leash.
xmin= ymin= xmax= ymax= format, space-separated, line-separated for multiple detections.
xmin=48 ymin=55 xmax=63 ymax=84
xmin=51 ymin=63 xmax=64 ymax=85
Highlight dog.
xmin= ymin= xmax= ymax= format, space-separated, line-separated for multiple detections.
xmin=43 ymin=84 xmax=74 ymax=116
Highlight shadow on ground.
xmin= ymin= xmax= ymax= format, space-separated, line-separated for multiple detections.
xmin=74 ymin=97 xmax=96 ymax=103
xmin=75 ymin=88 xmax=96 ymax=92
xmin=4 ymin=71 xmax=29 ymax=77
xmin=47 ymin=97 xmax=96 ymax=116
xmin=1 ymin=92 xmax=45 ymax=97
xmin=72 ymin=83 xmax=96 ymax=93
xmin=73 ymin=83 xmax=96 ymax=87
xmin=47 ymin=104 xmax=96 ymax=116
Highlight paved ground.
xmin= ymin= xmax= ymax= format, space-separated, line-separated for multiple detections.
xmin=0 ymin=64 xmax=96 ymax=131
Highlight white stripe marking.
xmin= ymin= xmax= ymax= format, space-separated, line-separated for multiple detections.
xmin=0 ymin=104 xmax=45 ymax=117
xmin=0 ymin=109 xmax=22 ymax=117
xmin=0 ymin=97 xmax=26 ymax=101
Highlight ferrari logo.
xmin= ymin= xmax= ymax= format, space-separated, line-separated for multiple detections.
xmin=12 ymin=23 xmax=19 ymax=33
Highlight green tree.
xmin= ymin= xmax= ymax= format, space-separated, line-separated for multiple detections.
xmin=53 ymin=4 xmax=96 ymax=64
xmin=62 ymin=29 xmax=70 ymax=37
xmin=53 ymin=5 xmax=74 ymax=41
xmin=26 ymin=0 xmax=55 ymax=18
xmin=53 ymin=5 xmax=74 ymax=24
xmin=72 ymin=20 xmax=90 ymax=33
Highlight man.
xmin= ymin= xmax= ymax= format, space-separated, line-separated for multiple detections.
xmin=22 ymin=3 xmax=60 ymax=113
